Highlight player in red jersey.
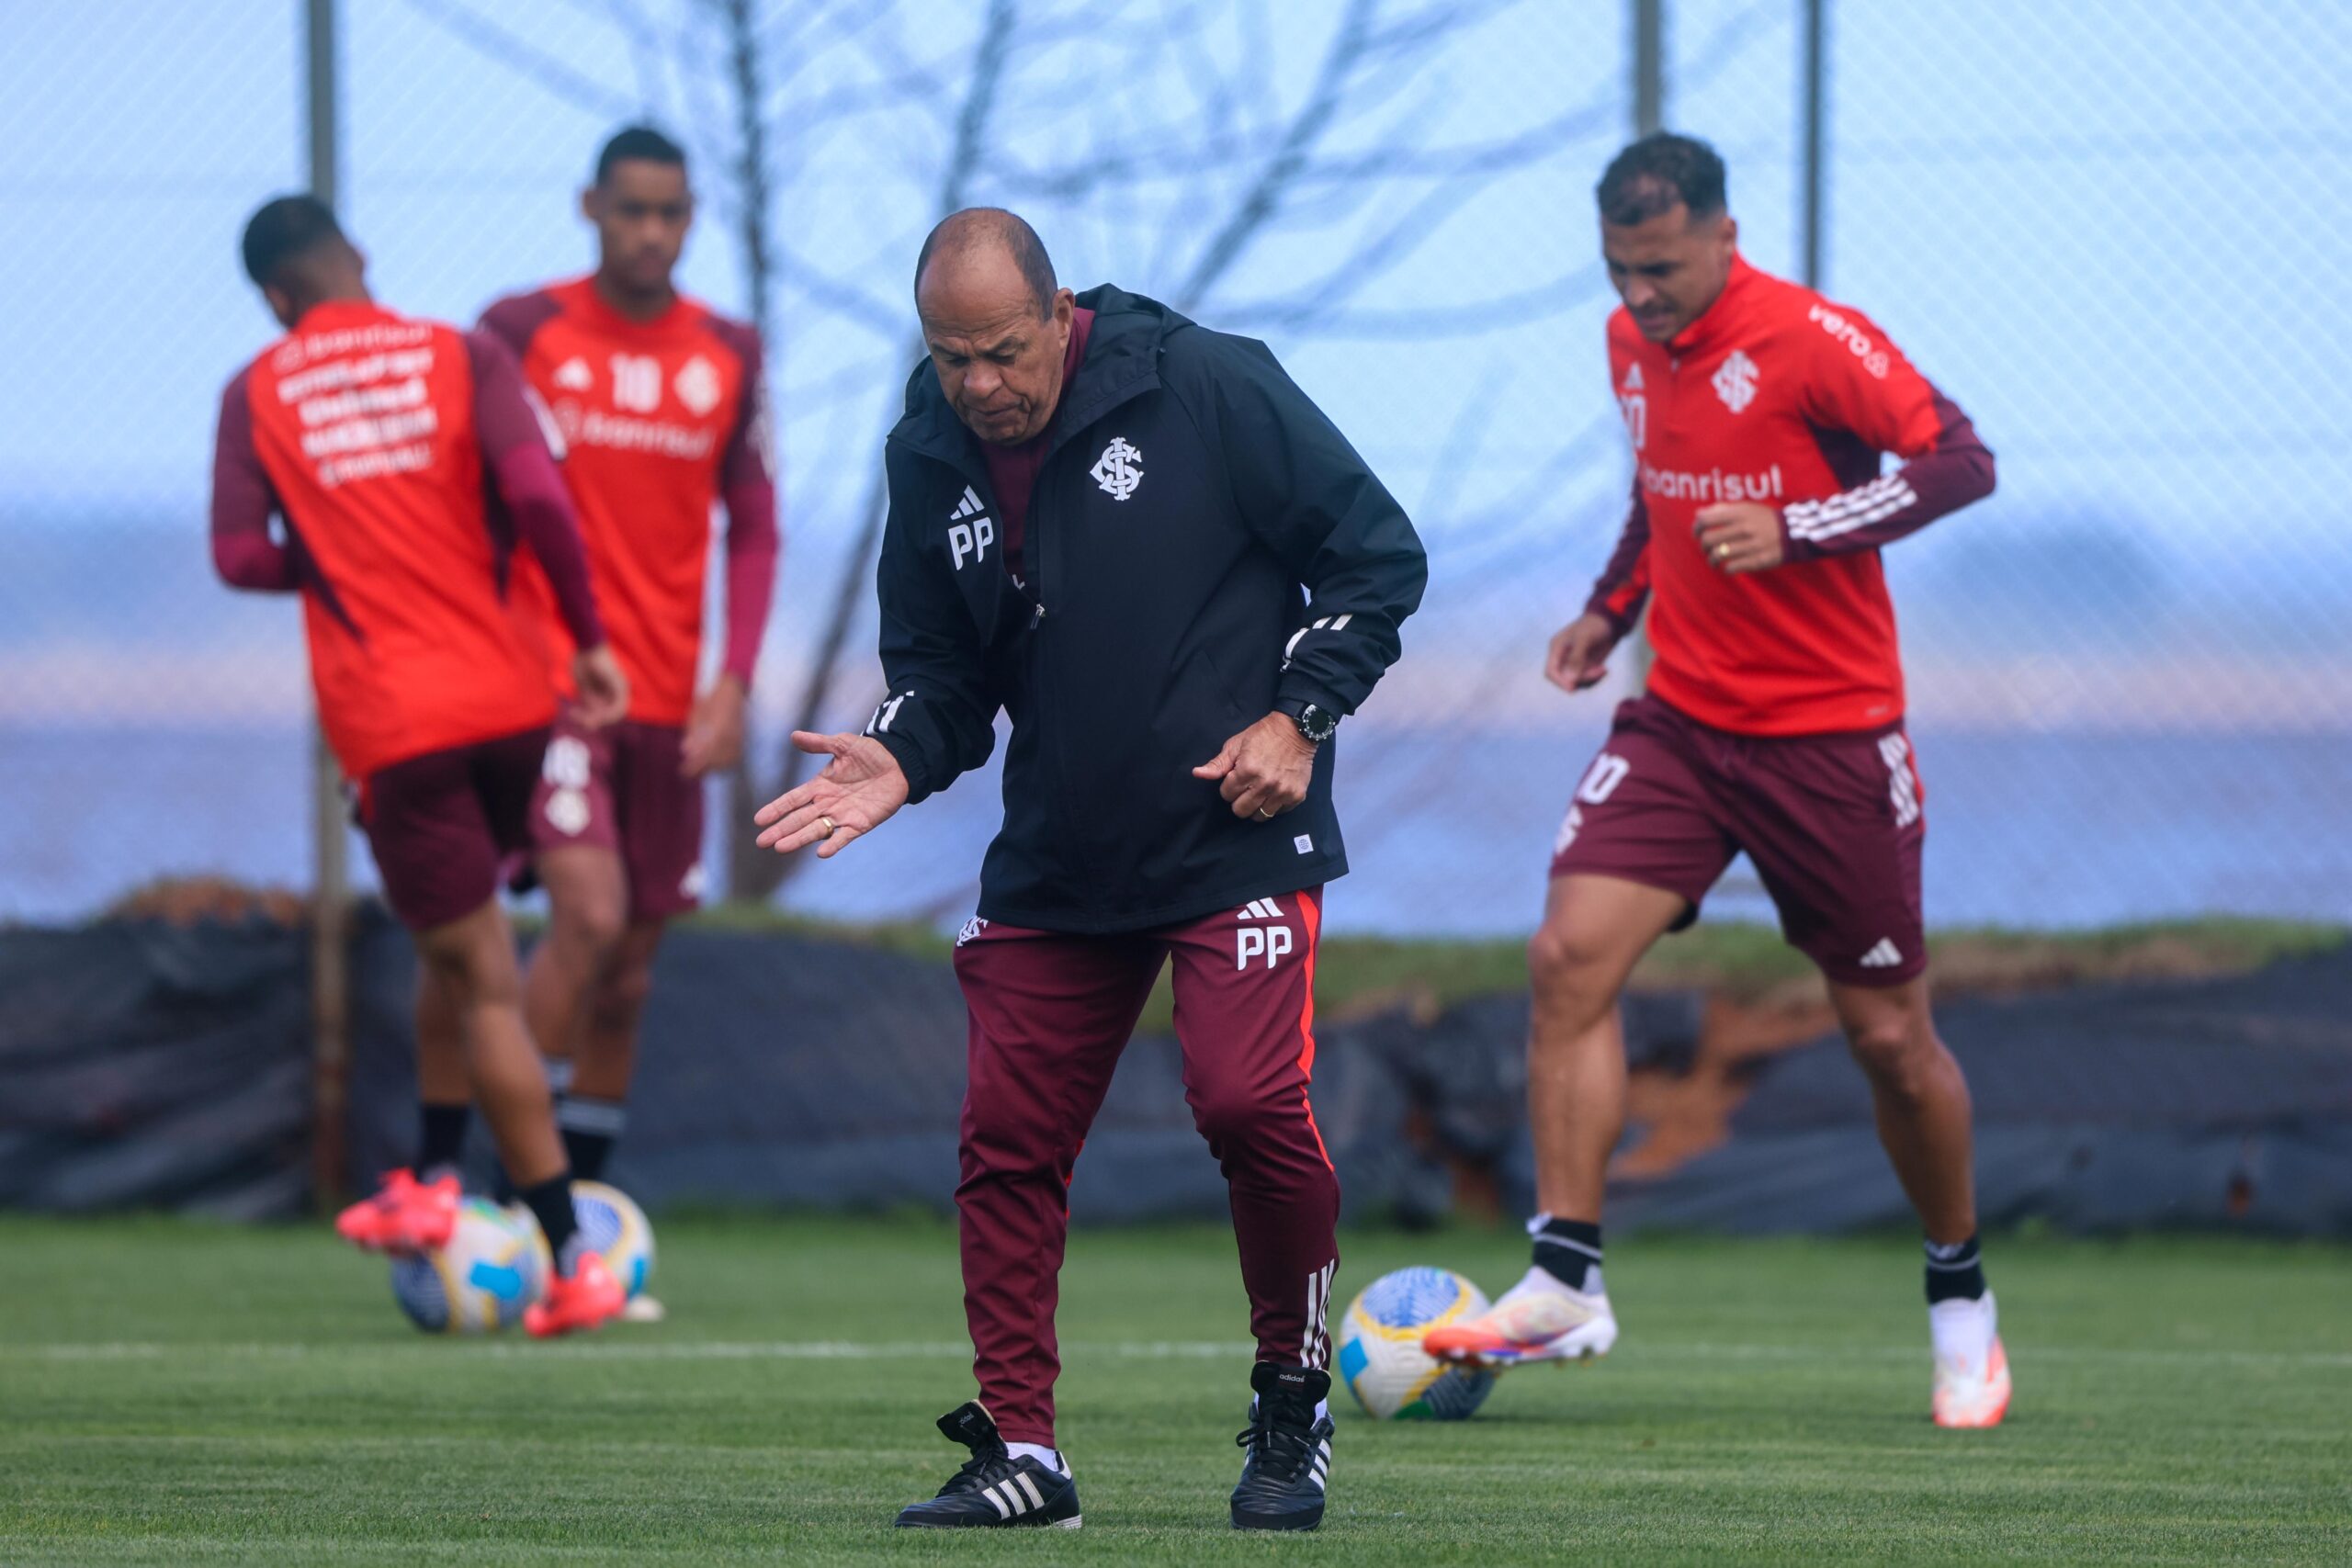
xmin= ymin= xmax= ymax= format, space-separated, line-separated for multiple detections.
xmin=1423 ymin=136 xmax=2009 ymax=1427
xmin=211 ymin=196 xmax=627 ymax=1336
xmin=479 ymin=127 xmax=780 ymax=1218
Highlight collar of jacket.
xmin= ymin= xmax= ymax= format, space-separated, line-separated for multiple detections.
xmin=1664 ymin=252 xmax=1760 ymax=357
xmin=888 ymin=283 xmax=1187 ymax=472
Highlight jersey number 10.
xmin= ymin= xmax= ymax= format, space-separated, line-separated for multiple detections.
xmin=610 ymin=354 xmax=662 ymax=413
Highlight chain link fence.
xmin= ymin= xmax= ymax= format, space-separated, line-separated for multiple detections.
xmin=4 ymin=0 xmax=2346 ymax=935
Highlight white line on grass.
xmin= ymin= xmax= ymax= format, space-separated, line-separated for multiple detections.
xmin=7 ymin=1339 xmax=2349 ymax=1368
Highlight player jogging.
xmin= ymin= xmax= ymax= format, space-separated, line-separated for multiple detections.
xmin=210 ymin=196 xmax=628 ymax=1337
xmin=479 ymin=126 xmax=779 ymax=1234
xmin=1421 ymin=134 xmax=2009 ymax=1428
xmin=755 ymin=210 xmax=1425 ymax=1529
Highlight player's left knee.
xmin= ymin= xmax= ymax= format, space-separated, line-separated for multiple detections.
xmin=592 ymin=958 xmax=655 ymax=1026
xmin=1188 ymin=1085 xmax=1295 ymax=1150
xmin=1843 ymin=1018 xmax=1939 ymax=1098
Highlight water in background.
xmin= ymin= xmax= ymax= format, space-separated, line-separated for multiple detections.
xmin=9 ymin=722 xmax=2345 ymax=935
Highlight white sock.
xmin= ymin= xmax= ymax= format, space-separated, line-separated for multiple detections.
xmin=1004 ymin=1441 xmax=1068 ymax=1476
xmin=1929 ymin=1292 xmax=1996 ymax=1369
xmin=1317 ymin=1399 xmax=1329 ymax=1423
xmin=1507 ymin=1262 xmax=1601 ymax=1301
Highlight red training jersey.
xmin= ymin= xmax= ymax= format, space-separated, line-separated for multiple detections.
xmin=215 ymin=300 xmax=588 ymax=781
xmin=1586 ymin=254 xmax=1995 ymax=735
xmin=481 ymin=278 xmax=778 ymax=727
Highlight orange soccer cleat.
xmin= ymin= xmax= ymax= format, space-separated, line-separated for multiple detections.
xmin=1422 ymin=1268 xmax=1620 ymax=1369
xmin=1931 ymin=1294 xmax=2012 ymax=1429
xmin=334 ymin=1168 xmax=460 ymax=1255
xmin=524 ymin=1251 xmax=628 ymax=1338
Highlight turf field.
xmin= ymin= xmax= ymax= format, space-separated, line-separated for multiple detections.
xmin=3 ymin=1215 xmax=2346 ymax=1565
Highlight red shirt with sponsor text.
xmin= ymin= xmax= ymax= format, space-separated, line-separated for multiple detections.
xmin=220 ymin=301 xmax=575 ymax=781
xmin=1589 ymin=254 xmax=1994 ymax=736
xmin=481 ymin=277 xmax=777 ymax=727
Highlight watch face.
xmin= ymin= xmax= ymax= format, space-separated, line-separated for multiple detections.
xmin=1298 ymin=705 xmax=1338 ymax=742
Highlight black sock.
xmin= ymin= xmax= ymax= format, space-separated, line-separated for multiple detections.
xmin=416 ymin=1102 xmax=470 ymax=1179
xmin=1532 ymin=1216 xmax=1603 ymax=1292
xmin=557 ymin=1097 xmax=626 ymax=1183
xmin=519 ymin=1174 xmax=580 ymax=1274
xmin=1925 ymin=1234 xmax=1986 ymax=1303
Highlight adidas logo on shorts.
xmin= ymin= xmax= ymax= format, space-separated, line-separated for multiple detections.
xmin=1859 ymin=939 xmax=1904 ymax=968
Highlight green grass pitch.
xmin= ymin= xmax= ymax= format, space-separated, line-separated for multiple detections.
xmin=3 ymin=1214 xmax=2346 ymax=1564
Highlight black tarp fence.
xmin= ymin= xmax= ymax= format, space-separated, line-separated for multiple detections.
xmin=6 ymin=910 xmax=2350 ymax=1234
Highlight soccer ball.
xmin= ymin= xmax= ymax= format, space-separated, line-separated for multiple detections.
xmin=569 ymin=1180 xmax=655 ymax=1300
xmin=1335 ymin=1267 xmax=1498 ymax=1420
xmin=389 ymin=1198 xmax=548 ymax=1334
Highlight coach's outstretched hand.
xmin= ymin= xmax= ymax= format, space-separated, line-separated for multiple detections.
xmin=752 ymin=732 xmax=910 ymax=859
xmin=1193 ymin=712 xmax=1317 ymax=821
xmin=1546 ymin=612 xmax=1620 ymax=694
xmin=572 ymin=645 xmax=631 ymax=728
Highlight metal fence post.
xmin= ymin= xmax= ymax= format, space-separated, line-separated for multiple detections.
xmin=1627 ymin=0 xmax=1665 ymax=693
xmin=1800 ymin=0 xmax=1826 ymax=290
xmin=304 ymin=0 xmax=352 ymax=1213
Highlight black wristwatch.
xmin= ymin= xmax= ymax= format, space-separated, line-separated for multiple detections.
xmin=1285 ymin=702 xmax=1340 ymax=746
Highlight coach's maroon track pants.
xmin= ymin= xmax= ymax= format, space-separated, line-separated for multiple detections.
xmin=950 ymin=888 xmax=1339 ymax=1448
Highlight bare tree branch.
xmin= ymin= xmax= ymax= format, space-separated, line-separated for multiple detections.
xmin=736 ymin=0 xmax=1026 ymax=900
xmin=1171 ymin=0 xmax=1377 ymax=310
xmin=1217 ymin=263 xmax=1607 ymax=339
xmin=399 ymin=0 xmax=639 ymax=118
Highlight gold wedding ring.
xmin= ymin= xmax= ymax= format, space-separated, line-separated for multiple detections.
xmin=1713 ymin=543 xmax=1730 ymax=562
xmin=818 ymin=815 xmax=839 ymax=838
xmin=1255 ymin=807 xmax=1275 ymax=820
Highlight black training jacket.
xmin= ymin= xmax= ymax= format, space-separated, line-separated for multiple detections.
xmin=867 ymin=285 xmax=1427 ymax=935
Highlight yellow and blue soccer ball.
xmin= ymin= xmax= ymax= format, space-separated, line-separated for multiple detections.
xmin=567 ymin=1180 xmax=655 ymax=1301
xmin=389 ymin=1198 xmax=547 ymax=1334
xmin=1336 ymin=1267 xmax=1498 ymax=1420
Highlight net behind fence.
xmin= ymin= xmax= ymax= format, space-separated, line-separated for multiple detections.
xmin=4 ymin=0 xmax=2346 ymax=934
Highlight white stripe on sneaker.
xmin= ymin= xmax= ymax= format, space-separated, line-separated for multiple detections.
xmin=984 ymin=1483 xmax=1012 ymax=1520
xmin=1015 ymin=1472 xmax=1045 ymax=1510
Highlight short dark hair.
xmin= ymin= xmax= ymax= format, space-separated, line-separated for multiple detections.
xmin=1596 ymin=132 xmax=1728 ymax=226
xmin=913 ymin=208 xmax=1057 ymax=320
xmin=595 ymin=124 xmax=687 ymax=186
xmin=241 ymin=193 xmax=347 ymax=288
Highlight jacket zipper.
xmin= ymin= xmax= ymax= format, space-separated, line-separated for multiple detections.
xmin=1023 ymin=475 xmax=1100 ymax=922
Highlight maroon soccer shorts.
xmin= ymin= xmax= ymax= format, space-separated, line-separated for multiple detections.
xmin=359 ymin=726 xmax=550 ymax=932
xmin=1550 ymin=694 xmax=1928 ymax=987
xmin=526 ymin=708 xmax=707 ymax=922
xmin=950 ymin=889 xmax=1340 ymax=1448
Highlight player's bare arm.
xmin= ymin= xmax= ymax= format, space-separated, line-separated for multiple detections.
xmin=752 ymin=730 xmax=910 ymax=859
xmin=1546 ymin=612 xmax=1621 ymax=694
xmin=1693 ymin=501 xmax=1787 ymax=575
xmin=1193 ymin=712 xmax=1317 ymax=821
xmin=570 ymin=645 xmax=630 ymax=728
xmin=680 ymin=673 xmax=749 ymax=778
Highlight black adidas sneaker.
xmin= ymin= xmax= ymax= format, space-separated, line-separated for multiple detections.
xmin=1230 ymin=1362 xmax=1334 ymax=1530
xmin=893 ymin=1402 xmax=1081 ymax=1529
